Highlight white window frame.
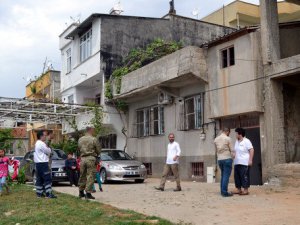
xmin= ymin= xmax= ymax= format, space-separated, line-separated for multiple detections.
xmin=184 ymin=94 xmax=203 ymax=130
xmin=136 ymin=106 xmax=164 ymax=138
xmin=80 ymin=29 xmax=92 ymax=62
xmin=66 ymin=48 xmax=71 ymax=73
xmin=151 ymin=106 xmax=164 ymax=136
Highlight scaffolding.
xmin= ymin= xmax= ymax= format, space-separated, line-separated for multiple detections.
xmin=0 ymin=97 xmax=93 ymax=127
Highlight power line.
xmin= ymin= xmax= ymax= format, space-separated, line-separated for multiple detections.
xmin=202 ymin=66 xmax=300 ymax=94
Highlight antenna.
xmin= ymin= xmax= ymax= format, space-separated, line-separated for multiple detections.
xmin=192 ymin=8 xmax=199 ymax=19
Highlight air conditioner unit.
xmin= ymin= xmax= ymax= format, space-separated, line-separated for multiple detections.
xmin=158 ymin=91 xmax=173 ymax=105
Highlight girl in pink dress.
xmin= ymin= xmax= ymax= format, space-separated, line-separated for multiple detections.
xmin=0 ymin=149 xmax=11 ymax=195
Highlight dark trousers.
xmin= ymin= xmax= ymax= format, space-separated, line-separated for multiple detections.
xmin=67 ymin=169 xmax=78 ymax=186
xmin=218 ymin=158 xmax=233 ymax=196
xmin=234 ymin=164 xmax=250 ymax=189
xmin=35 ymin=162 xmax=52 ymax=196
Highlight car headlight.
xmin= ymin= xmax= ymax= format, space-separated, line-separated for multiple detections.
xmin=57 ymin=168 xmax=64 ymax=172
xmin=140 ymin=164 xmax=146 ymax=169
xmin=108 ymin=165 xmax=123 ymax=171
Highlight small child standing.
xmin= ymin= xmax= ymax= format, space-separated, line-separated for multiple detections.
xmin=0 ymin=149 xmax=11 ymax=196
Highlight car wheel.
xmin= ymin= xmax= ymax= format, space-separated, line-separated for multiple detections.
xmin=135 ymin=179 xmax=144 ymax=183
xmin=100 ymin=169 xmax=107 ymax=184
xmin=32 ymin=171 xmax=37 ymax=186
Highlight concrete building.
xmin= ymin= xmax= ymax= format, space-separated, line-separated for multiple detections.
xmin=112 ymin=1 xmax=300 ymax=185
xmin=59 ymin=12 xmax=234 ymax=150
xmin=115 ymin=46 xmax=212 ymax=180
xmin=201 ymin=0 xmax=300 ymax=28
xmin=26 ymin=70 xmax=61 ymax=102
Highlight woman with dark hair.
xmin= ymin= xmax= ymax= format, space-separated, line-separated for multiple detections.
xmin=233 ymin=128 xmax=254 ymax=195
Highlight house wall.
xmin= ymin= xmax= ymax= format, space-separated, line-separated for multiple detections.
xmin=207 ymin=31 xmax=263 ymax=118
xmin=100 ymin=15 xmax=233 ymax=78
xmin=60 ymin=19 xmax=101 ymax=95
xmin=126 ymin=82 xmax=217 ymax=180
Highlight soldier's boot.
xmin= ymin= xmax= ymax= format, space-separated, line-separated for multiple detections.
xmin=85 ymin=193 xmax=95 ymax=200
xmin=79 ymin=190 xmax=85 ymax=198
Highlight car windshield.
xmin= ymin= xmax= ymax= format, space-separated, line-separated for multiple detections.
xmin=101 ymin=150 xmax=132 ymax=161
xmin=52 ymin=149 xmax=67 ymax=160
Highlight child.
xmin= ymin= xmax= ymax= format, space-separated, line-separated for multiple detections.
xmin=65 ymin=153 xmax=78 ymax=186
xmin=92 ymin=160 xmax=103 ymax=192
xmin=0 ymin=149 xmax=11 ymax=196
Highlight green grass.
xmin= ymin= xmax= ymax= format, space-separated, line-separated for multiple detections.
xmin=0 ymin=184 xmax=174 ymax=225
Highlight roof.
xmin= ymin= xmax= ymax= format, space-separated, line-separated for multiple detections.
xmin=65 ymin=13 xmax=168 ymax=39
xmin=201 ymin=21 xmax=300 ymax=48
xmin=65 ymin=13 xmax=235 ymax=39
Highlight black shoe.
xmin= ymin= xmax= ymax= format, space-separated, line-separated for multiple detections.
xmin=79 ymin=190 xmax=85 ymax=198
xmin=46 ymin=193 xmax=57 ymax=199
xmin=37 ymin=193 xmax=46 ymax=198
xmin=154 ymin=187 xmax=164 ymax=191
xmin=173 ymin=187 xmax=182 ymax=192
xmin=99 ymin=188 xmax=103 ymax=192
xmin=85 ymin=193 xmax=95 ymax=200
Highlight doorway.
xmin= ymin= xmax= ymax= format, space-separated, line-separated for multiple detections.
xmin=245 ymin=127 xmax=262 ymax=185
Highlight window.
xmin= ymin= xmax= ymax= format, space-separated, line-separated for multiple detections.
xmin=151 ymin=106 xmax=164 ymax=135
xmin=221 ymin=46 xmax=235 ymax=68
xmin=68 ymin=94 xmax=74 ymax=104
xmin=66 ymin=48 xmax=71 ymax=73
xmin=136 ymin=106 xmax=164 ymax=138
xmin=183 ymin=95 xmax=203 ymax=130
xmin=99 ymin=134 xmax=117 ymax=149
xmin=136 ymin=108 xmax=150 ymax=137
xmin=80 ymin=29 xmax=92 ymax=62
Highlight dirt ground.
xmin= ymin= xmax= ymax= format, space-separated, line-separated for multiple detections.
xmin=53 ymin=178 xmax=300 ymax=225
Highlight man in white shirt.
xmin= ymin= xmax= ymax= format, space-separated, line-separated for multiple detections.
xmin=233 ymin=128 xmax=254 ymax=195
xmin=155 ymin=133 xmax=182 ymax=192
xmin=34 ymin=130 xmax=57 ymax=198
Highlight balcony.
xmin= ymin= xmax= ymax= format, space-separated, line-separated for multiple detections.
xmin=115 ymin=46 xmax=207 ymax=101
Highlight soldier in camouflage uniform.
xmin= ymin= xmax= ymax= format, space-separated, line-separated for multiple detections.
xmin=78 ymin=127 xmax=101 ymax=199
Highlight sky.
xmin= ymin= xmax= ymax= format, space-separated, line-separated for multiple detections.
xmin=0 ymin=0 xmax=259 ymax=98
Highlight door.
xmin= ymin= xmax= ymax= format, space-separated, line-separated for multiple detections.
xmin=245 ymin=127 xmax=262 ymax=185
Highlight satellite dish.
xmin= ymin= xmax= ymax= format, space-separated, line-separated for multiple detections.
xmin=110 ymin=1 xmax=124 ymax=15
xmin=192 ymin=8 xmax=199 ymax=19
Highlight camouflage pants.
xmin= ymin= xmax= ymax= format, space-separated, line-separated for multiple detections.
xmin=78 ymin=156 xmax=96 ymax=193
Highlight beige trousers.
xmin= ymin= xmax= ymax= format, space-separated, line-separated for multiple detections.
xmin=159 ymin=164 xmax=181 ymax=188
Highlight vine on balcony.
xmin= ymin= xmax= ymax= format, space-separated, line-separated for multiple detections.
xmin=105 ymin=38 xmax=182 ymax=112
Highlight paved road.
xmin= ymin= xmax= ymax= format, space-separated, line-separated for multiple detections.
xmin=53 ymin=178 xmax=300 ymax=225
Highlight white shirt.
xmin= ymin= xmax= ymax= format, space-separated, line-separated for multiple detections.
xmin=166 ymin=141 xmax=181 ymax=164
xmin=34 ymin=140 xmax=52 ymax=163
xmin=234 ymin=137 xmax=253 ymax=166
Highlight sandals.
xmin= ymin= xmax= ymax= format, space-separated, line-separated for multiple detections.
xmin=239 ymin=191 xmax=249 ymax=195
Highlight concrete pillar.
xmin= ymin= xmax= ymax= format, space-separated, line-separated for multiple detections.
xmin=260 ymin=0 xmax=281 ymax=64
xmin=262 ymin=78 xmax=285 ymax=179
